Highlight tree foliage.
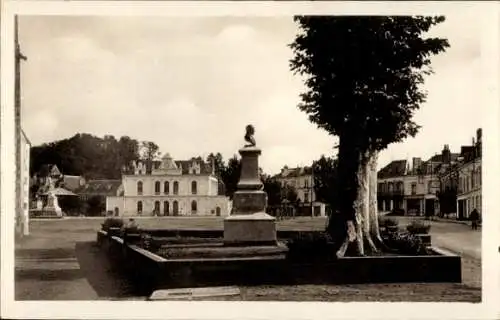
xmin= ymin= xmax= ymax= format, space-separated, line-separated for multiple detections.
xmin=30 ymin=133 xmax=141 ymax=179
xmin=290 ymin=16 xmax=449 ymax=153
xmin=206 ymin=152 xmax=225 ymax=177
xmin=312 ymin=155 xmax=339 ymax=206
xmin=262 ymin=176 xmax=282 ymax=206
xmin=140 ymin=141 xmax=161 ymax=174
xmin=219 ymin=155 xmax=241 ymax=199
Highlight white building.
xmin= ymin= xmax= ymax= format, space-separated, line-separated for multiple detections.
xmin=106 ymin=153 xmax=230 ymax=217
xmin=17 ymin=129 xmax=31 ymax=236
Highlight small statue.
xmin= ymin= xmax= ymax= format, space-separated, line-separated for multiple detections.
xmin=244 ymin=124 xmax=256 ymax=147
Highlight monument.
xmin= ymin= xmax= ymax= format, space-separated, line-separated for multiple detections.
xmin=223 ymin=125 xmax=278 ymax=246
xmin=45 ymin=190 xmax=63 ymax=217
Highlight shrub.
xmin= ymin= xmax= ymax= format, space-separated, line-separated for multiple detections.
xmin=139 ymin=233 xmax=161 ymax=253
xmin=385 ymin=231 xmax=429 ymax=255
xmin=286 ymin=232 xmax=336 ymax=261
xmin=379 ymin=217 xmax=399 ymax=228
xmin=406 ymin=220 xmax=431 ymax=234
xmin=386 ymin=208 xmax=405 ymax=216
xmin=101 ymin=217 xmax=124 ymax=231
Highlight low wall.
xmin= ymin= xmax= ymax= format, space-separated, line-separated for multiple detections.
xmin=141 ymin=229 xmax=322 ymax=240
xmin=97 ymin=230 xmax=459 ymax=295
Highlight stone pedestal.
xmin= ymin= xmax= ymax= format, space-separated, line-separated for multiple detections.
xmin=224 ymin=147 xmax=277 ymax=246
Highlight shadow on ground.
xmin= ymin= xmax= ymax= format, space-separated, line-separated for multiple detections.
xmin=74 ymin=241 xmax=140 ymax=298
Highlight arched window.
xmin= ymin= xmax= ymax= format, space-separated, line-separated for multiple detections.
xmin=163 ymin=201 xmax=169 ymax=216
xmin=191 ymin=200 xmax=197 ymax=214
xmin=164 ymin=181 xmax=169 ymax=194
xmin=173 ymin=181 xmax=179 ymax=195
xmin=114 ymin=207 xmax=119 ymax=216
xmin=216 ymin=206 xmax=221 ymax=216
xmin=191 ymin=181 xmax=197 ymax=195
xmin=137 ymin=181 xmax=143 ymax=195
xmin=154 ymin=201 xmax=160 ymax=215
xmin=137 ymin=201 xmax=143 ymax=214
xmin=155 ymin=181 xmax=161 ymax=194
xmin=173 ymin=200 xmax=179 ymax=216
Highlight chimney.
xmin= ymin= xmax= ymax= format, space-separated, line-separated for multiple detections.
xmin=442 ymin=144 xmax=451 ymax=163
xmin=412 ymin=157 xmax=422 ymax=173
xmin=476 ymin=128 xmax=482 ymax=143
xmin=281 ymin=165 xmax=289 ymax=177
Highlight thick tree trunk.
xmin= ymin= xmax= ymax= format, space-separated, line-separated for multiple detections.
xmin=368 ymin=151 xmax=385 ymax=248
xmin=329 ymin=136 xmax=359 ymax=258
xmin=333 ymin=146 xmax=385 ymax=257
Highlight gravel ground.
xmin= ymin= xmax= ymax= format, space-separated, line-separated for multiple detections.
xmin=16 ymin=217 xmax=481 ymax=302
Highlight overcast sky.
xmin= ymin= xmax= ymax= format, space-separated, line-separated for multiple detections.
xmin=19 ymin=12 xmax=484 ymax=175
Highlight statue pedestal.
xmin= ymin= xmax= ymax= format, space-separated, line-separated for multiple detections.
xmin=223 ymin=147 xmax=277 ymax=246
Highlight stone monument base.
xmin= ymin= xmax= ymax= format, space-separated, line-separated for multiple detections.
xmin=223 ymin=212 xmax=277 ymax=246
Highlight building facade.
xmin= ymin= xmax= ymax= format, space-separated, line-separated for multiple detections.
xmin=456 ymin=129 xmax=482 ymax=219
xmin=17 ymin=129 xmax=31 ymax=236
xmin=274 ymin=165 xmax=326 ymax=216
xmin=106 ymin=153 xmax=230 ymax=217
xmin=377 ymin=146 xmax=457 ymax=216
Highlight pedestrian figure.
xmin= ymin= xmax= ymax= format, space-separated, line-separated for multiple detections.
xmin=469 ymin=208 xmax=480 ymax=230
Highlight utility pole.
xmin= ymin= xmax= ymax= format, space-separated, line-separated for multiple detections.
xmin=15 ymin=15 xmax=27 ymax=236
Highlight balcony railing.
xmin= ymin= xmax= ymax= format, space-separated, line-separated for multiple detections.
xmin=377 ymin=189 xmax=404 ymax=196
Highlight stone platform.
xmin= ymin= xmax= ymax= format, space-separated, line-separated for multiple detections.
xmin=223 ymin=212 xmax=277 ymax=246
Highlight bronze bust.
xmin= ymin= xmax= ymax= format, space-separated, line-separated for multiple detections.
xmin=244 ymin=124 xmax=256 ymax=147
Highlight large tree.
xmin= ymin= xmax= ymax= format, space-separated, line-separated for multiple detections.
xmin=290 ymin=16 xmax=449 ymax=256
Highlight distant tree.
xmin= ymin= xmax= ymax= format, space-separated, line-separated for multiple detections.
xmin=140 ymin=141 xmax=161 ymax=174
xmin=312 ymin=155 xmax=339 ymax=208
xmin=206 ymin=152 xmax=225 ymax=177
xmin=290 ymin=16 xmax=449 ymax=256
xmin=262 ymin=176 xmax=282 ymax=206
xmin=118 ymin=136 xmax=140 ymax=173
xmin=283 ymin=184 xmax=299 ymax=203
xmin=220 ymin=155 xmax=241 ymax=199
xmin=30 ymin=133 xmax=141 ymax=180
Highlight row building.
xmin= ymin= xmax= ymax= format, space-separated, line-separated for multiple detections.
xmin=377 ymin=128 xmax=482 ymax=219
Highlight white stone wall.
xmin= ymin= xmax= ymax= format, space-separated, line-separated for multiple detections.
xmin=106 ymin=196 xmax=124 ymax=215
xmin=122 ymin=174 xmax=217 ymax=197
xmin=20 ymin=133 xmax=30 ymax=235
xmin=117 ymin=196 xmax=230 ymax=217
xmin=403 ymin=175 xmax=439 ymax=196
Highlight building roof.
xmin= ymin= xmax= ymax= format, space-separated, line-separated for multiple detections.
xmin=175 ymin=158 xmax=213 ymax=175
xmin=377 ymin=160 xmax=407 ymax=179
xmin=62 ymin=175 xmax=84 ymax=191
xmin=77 ymin=179 xmax=122 ymax=196
xmin=428 ymin=153 xmax=460 ymax=163
xmin=36 ymin=164 xmax=62 ymax=177
xmin=275 ymin=166 xmax=313 ymax=179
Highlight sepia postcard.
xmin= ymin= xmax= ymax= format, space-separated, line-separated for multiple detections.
xmin=1 ymin=1 xmax=499 ymax=320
